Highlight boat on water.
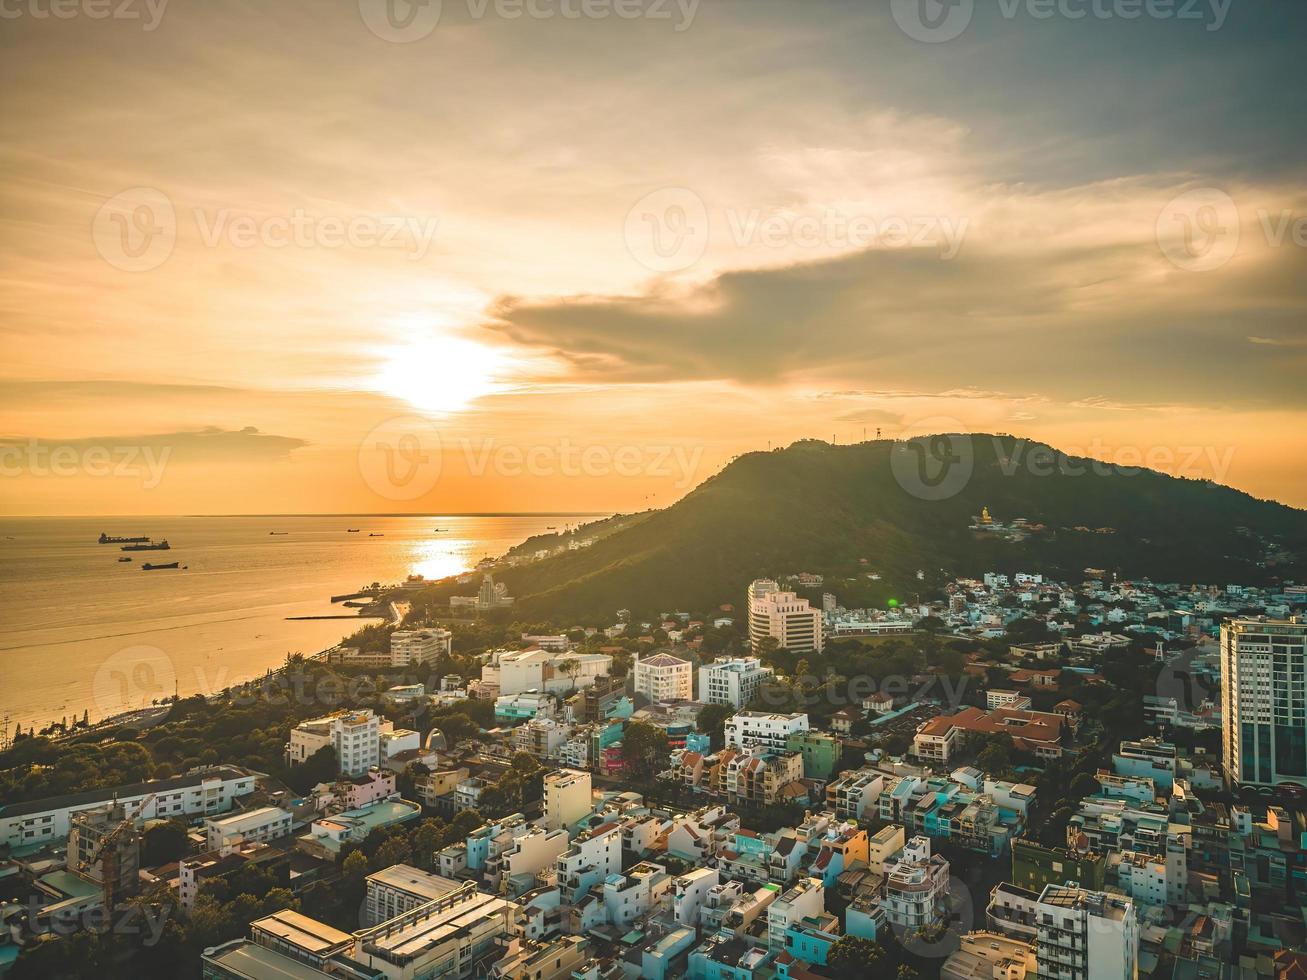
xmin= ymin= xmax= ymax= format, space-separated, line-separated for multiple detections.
xmin=142 ymin=561 xmax=181 ymax=570
xmin=99 ymin=532 xmax=149 ymax=544
xmin=118 ymin=556 xmax=133 ymax=563
xmin=122 ymin=539 xmax=170 ymax=551
xmin=434 ymin=527 xmax=449 ymax=532
xmin=270 ymin=531 xmax=288 ymax=535
xmin=369 ymin=533 xmax=384 ymax=537
xmin=347 ymin=528 xmax=360 ymax=533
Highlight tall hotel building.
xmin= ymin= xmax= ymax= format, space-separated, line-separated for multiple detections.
xmin=1221 ymin=616 xmax=1307 ymax=787
xmin=747 ymin=579 xmax=824 ymax=656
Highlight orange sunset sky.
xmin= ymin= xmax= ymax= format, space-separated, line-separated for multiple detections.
xmin=2 ymin=1 xmax=1305 ymax=515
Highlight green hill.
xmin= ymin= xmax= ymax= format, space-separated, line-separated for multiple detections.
xmin=482 ymin=435 xmax=1307 ymax=621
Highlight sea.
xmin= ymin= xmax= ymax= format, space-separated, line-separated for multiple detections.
xmin=0 ymin=514 xmax=604 ymax=733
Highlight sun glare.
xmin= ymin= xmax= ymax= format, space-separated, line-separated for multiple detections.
xmin=375 ymin=334 xmax=507 ymax=414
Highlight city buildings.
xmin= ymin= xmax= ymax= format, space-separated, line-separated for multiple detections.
xmin=542 ymin=769 xmax=592 ymax=831
xmin=286 ymin=709 xmax=382 ymax=777
xmin=1032 ymin=884 xmax=1139 ymax=980
xmin=388 ymin=628 xmax=452 ymax=667
xmin=724 ymin=711 xmax=809 ymax=752
xmin=633 ymin=651 xmax=694 ymax=703
xmin=204 ymin=806 xmax=292 ymax=854
xmin=0 ymin=765 xmax=257 ymax=849
xmin=698 ymin=656 xmax=774 ymax=708
xmin=748 ymin=579 xmax=824 ymax=655
xmin=883 ymin=836 xmax=950 ymax=930
xmin=1220 ymin=616 xmax=1307 ymax=787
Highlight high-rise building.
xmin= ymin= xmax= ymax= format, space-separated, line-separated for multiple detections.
xmin=747 ymin=579 xmax=823 ymax=655
xmin=1033 ymin=884 xmax=1138 ymax=980
xmin=1221 ymin=616 xmax=1307 ymax=787
xmin=633 ymin=651 xmax=694 ymax=703
xmin=542 ymin=769 xmax=592 ymax=832
xmin=698 ymin=656 xmax=774 ymax=708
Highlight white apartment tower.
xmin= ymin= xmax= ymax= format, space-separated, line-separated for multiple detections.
xmin=286 ymin=709 xmax=381 ymax=777
xmin=633 ymin=651 xmax=694 ymax=703
xmin=748 ymin=579 xmax=823 ymax=655
xmin=698 ymin=657 xmax=774 ymax=708
xmin=1034 ymin=885 xmax=1139 ymax=980
xmin=1221 ymin=616 xmax=1307 ymax=787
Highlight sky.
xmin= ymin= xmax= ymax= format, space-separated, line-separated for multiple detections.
xmin=2 ymin=0 xmax=1305 ymax=515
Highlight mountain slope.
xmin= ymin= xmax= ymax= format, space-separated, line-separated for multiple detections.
xmin=487 ymin=436 xmax=1307 ymax=620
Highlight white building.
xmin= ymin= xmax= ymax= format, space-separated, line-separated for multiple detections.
xmin=363 ymin=863 xmax=462 ymax=926
xmin=766 ymin=877 xmax=824 ymax=952
xmin=724 ymin=711 xmax=809 ymax=752
xmin=286 ymin=709 xmax=382 ymax=777
xmin=389 ymin=628 xmax=452 ymax=667
xmin=633 ymin=651 xmax=693 ymax=703
xmin=556 ymin=821 xmax=622 ymax=900
xmin=1034 ymin=885 xmax=1139 ymax=980
xmin=1220 ymin=616 xmax=1307 ymax=787
xmin=484 ymin=648 xmax=613 ymax=697
xmin=204 ymin=806 xmax=292 ymax=854
xmin=698 ymin=657 xmax=774 ymax=708
xmin=748 ymin=579 xmax=824 ymax=655
xmin=0 ymin=766 xmax=257 ymax=850
xmin=674 ymin=867 xmax=719 ymax=926
xmin=491 ymin=826 xmax=570 ymax=895
xmin=884 ymin=836 xmax=951 ymax=930
xmin=543 ymin=769 xmax=592 ymax=832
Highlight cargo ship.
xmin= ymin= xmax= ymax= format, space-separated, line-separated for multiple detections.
xmin=99 ymin=532 xmax=149 ymax=544
xmin=142 ymin=562 xmax=180 ymax=570
xmin=121 ymin=539 xmax=170 ymax=552
xmin=118 ymin=556 xmax=133 ymax=563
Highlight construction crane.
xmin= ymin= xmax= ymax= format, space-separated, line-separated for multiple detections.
xmin=79 ymin=793 xmax=155 ymax=911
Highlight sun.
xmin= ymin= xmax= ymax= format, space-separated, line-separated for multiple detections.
xmin=375 ymin=334 xmax=507 ymax=414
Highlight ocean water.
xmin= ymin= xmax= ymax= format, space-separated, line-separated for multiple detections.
xmin=0 ymin=514 xmax=602 ymax=732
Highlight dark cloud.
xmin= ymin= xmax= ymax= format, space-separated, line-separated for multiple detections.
xmin=487 ymin=235 xmax=1307 ymax=410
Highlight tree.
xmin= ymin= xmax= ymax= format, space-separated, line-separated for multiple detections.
xmin=826 ymin=936 xmax=885 ymax=973
xmin=1070 ymin=771 xmax=1101 ymax=801
xmin=620 ymin=721 xmax=670 ymax=778
xmin=285 ymin=744 xmax=337 ymax=795
xmin=696 ymin=702 xmax=734 ymax=750
xmin=141 ymin=818 xmax=189 ymax=865
xmin=371 ymin=834 xmax=413 ymax=872
xmin=557 ymin=658 xmax=581 ymax=692
xmin=897 ymin=967 xmax=921 ymax=980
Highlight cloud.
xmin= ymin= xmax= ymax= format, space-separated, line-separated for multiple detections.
xmin=486 ymin=219 xmax=1307 ymax=410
